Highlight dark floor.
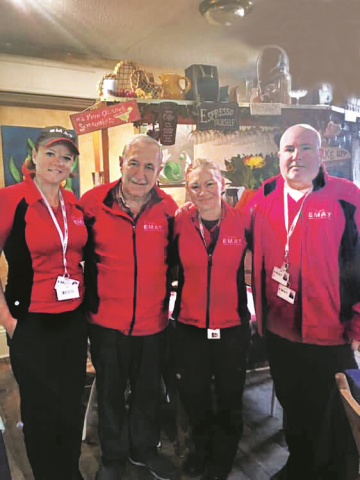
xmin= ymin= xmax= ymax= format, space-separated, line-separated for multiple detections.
xmin=0 ymin=358 xmax=288 ymax=480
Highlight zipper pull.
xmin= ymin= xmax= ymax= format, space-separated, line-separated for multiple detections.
xmin=208 ymin=253 xmax=213 ymax=266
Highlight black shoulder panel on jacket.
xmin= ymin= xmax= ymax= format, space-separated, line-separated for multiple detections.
xmin=338 ymin=199 xmax=360 ymax=322
xmin=84 ymin=215 xmax=100 ymax=314
xmin=264 ymin=179 xmax=277 ymax=197
xmin=312 ymin=167 xmax=326 ymax=191
xmin=103 ymin=188 xmax=115 ymax=208
xmin=236 ymin=249 xmax=251 ymax=324
xmin=74 ymin=203 xmax=83 ymax=212
xmin=3 ymin=198 xmax=33 ymax=318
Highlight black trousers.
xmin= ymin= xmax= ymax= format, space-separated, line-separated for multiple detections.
xmin=9 ymin=305 xmax=88 ymax=480
xmin=88 ymin=324 xmax=165 ymax=467
xmin=175 ymin=322 xmax=250 ymax=477
xmin=266 ymin=330 xmax=358 ymax=480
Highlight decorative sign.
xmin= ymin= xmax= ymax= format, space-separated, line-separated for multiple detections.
xmin=158 ymin=102 xmax=178 ymax=146
xmin=197 ymin=102 xmax=239 ymax=131
xmin=323 ymin=147 xmax=351 ymax=162
xmin=250 ymin=102 xmax=282 ymax=116
xmin=70 ymin=100 xmax=141 ymax=135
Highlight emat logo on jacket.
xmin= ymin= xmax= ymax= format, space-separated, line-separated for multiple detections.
xmin=223 ymin=236 xmax=243 ymax=246
xmin=72 ymin=216 xmax=85 ymax=226
xmin=143 ymin=223 xmax=163 ymax=231
xmin=308 ymin=210 xmax=332 ymax=220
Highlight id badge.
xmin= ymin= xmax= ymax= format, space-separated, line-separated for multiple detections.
xmin=272 ymin=266 xmax=290 ymax=287
xmin=207 ymin=328 xmax=221 ymax=340
xmin=277 ymin=284 xmax=296 ymax=304
xmin=55 ymin=276 xmax=80 ymax=301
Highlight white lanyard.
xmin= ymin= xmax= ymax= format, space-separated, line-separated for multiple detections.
xmin=283 ymin=184 xmax=312 ymax=265
xmin=34 ymin=179 xmax=69 ymax=277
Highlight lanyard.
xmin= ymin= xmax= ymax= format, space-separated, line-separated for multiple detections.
xmin=34 ymin=179 xmax=69 ymax=277
xmin=283 ymin=184 xmax=312 ymax=266
xmin=198 ymin=213 xmax=221 ymax=250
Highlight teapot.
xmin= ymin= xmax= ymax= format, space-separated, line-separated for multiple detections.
xmin=159 ymin=73 xmax=191 ymax=100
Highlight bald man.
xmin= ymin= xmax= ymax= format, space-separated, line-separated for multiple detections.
xmin=246 ymin=124 xmax=360 ymax=480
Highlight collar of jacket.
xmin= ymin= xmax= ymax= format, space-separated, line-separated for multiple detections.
xmin=186 ymin=199 xmax=229 ymax=227
xmin=102 ymin=179 xmax=164 ymax=209
xmin=264 ymin=165 xmax=327 ymax=198
xmin=23 ymin=174 xmax=78 ymax=206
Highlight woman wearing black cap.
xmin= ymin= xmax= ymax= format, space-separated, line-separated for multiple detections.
xmin=0 ymin=126 xmax=88 ymax=480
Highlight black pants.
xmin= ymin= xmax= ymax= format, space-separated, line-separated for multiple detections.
xmin=175 ymin=322 xmax=250 ymax=478
xmin=9 ymin=305 xmax=88 ymax=480
xmin=89 ymin=324 xmax=165 ymax=467
xmin=266 ymin=330 xmax=358 ymax=480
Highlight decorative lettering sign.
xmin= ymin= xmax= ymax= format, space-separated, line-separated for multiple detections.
xmin=70 ymin=100 xmax=141 ymax=135
xmin=323 ymin=147 xmax=351 ymax=162
xmin=250 ymin=102 xmax=282 ymax=116
xmin=159 ymin=102 xmax=178 ymax=146
xmin=197 ymin=102 xmax=239 ymax=131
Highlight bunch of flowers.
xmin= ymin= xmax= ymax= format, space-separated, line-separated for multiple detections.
xmin=221 ymin=153 xmax=279 ymax=190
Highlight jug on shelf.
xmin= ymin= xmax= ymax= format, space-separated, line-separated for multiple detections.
xmin=159 ymin=73 xmax=192 ymax=100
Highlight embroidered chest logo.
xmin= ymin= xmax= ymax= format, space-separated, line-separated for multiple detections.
xmin=308 ymin=210 xmax=332 ymax=220
xmin=72 ymin=216 xmax=85 ymax=226
xmin=143 ymin=223 xmax=164 ymax=232
xmin=223 ymin=236 xmax=243 ymax=246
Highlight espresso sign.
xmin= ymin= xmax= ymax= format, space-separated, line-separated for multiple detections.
xmin=197 ymin=102 xmax=239 ymax=131
xmin=70 ymin=100 xmax=141 ymax=135
xmin=159 ymin=102 xmax=178 ymax=146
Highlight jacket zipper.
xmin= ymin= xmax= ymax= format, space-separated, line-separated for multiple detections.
xmin=299 ymin=210 xmax=303 ymax=338
xmin=206 ymin=253 xmax=213 ymax=329
xmin=129 ymin=224 xmax=138 ymax=335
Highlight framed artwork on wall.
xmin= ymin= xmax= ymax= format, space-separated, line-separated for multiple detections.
xmin=0 ymin=126 xmax=80 ymax=198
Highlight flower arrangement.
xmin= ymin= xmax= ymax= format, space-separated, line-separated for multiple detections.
xmin=221 ymin=153 xmax=280 ymax=190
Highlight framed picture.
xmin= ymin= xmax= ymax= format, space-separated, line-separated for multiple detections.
xmin=0 ymin=126 xmax=80 ymax=198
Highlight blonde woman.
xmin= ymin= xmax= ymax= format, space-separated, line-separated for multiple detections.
xmin=172 ymin=159 xmax=251 ymax=480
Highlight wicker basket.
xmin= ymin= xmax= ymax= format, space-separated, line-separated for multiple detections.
xmin=113 ymin=61 xmax=138 ymax=92
xmin=97 ymin=61 xmax=138 ymax=97
xmin=130 ymin=69 xmax=163 ymax=99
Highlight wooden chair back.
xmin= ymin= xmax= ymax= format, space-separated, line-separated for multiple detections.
xmin=336 ymin=372 xmax=360 ymax=460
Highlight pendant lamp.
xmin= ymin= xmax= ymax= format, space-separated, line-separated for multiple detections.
xmin=199 ymin=0 xmax=253 ymax=26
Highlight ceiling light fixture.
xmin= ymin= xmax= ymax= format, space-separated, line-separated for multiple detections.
xmin=199 ymin=0 xmax=253 ymax=26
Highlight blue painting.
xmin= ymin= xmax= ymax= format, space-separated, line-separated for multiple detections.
xmin=1 ymin=126 xmax=80 ymax=198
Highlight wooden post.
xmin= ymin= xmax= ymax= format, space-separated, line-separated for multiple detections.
xmin=92 ymin=128 xmax=110 ymax=184
xmin=101 ymin=129 xmax=110 ymax=184
xmin=92 ymin=131 xmax=101 ymax=173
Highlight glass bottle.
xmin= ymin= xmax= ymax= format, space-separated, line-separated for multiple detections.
xmin=278 ymin=56 xmax=291 ymax=104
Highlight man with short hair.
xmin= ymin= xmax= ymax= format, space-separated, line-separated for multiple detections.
xmin=247 ymin=124 xmax=360 ymax=480
xmin=81 ymin=135 xmax=177 ymax=480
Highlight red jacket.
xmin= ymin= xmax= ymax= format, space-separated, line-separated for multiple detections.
xmin=173 ymin=201 xmax=251 ymax=329
xmin=247 ymin=167 xmax=360 ymax=345
xmin=81 ymin=180 xmax=177 ymax=335
xmin=0 ymin=176 xmax=87 ymax=316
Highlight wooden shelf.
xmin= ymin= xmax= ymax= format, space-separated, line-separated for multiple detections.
xmin=99 ymin=96 xmax=195 ymax=106
xmin=98 ymin=97 xmax=360 ymax=127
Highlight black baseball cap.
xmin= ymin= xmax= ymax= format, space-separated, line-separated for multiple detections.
xmin=36 ymin=126 xmax=79 ymax=155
